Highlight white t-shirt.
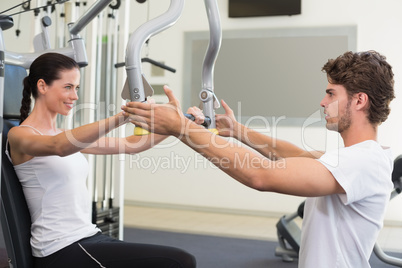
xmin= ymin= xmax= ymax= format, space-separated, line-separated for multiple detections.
xmin=299 ymin=140 xmax=393 ymax=268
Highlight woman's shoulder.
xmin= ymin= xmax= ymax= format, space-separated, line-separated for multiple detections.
xmin=8 ymin=125 xmax=44 ymax=151
xmin=9 ymin=125 xmax=42 ymax=138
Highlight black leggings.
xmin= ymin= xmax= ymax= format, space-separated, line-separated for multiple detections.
xmin=34 ymin=233 xmax=196 ymax=268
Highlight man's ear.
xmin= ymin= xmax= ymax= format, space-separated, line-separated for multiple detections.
xmin=37 ymin=79 xmax=47 ymax=94
xmin=354 ymin=92 xmax=370 ymax=111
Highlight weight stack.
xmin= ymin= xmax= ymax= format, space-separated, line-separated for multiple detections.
xmin=92 ymin=202 xmax=120 ymax=239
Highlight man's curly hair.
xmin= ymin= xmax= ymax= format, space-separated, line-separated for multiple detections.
xmin=322 ymin=50 xmax=395 ymax=125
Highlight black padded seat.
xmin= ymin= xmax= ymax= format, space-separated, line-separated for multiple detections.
xmin=1 ymin=64 xmax=34 ymax=268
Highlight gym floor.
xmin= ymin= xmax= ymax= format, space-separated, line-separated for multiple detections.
xmin=124 ymin=205 xmax=402 ymax=253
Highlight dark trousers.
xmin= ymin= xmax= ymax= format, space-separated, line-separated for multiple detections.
xmin=34 ymin=232 xmax=196 ymax=268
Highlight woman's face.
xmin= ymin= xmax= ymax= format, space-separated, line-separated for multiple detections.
xmin=42 ymin=68 xmax=80 ymax=116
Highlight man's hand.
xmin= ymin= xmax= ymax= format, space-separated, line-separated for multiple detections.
xmin=122 ymin=85 xmax=187 ymax=137
xmin=215 ymin=99 xmax=239 ymax=137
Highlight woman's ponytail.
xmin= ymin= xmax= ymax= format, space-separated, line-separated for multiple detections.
xmin=20 ymin=77 xmax=32 ymax=124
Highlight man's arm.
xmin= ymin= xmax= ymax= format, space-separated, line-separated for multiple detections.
xmin=122 ymin=86 xmax=344 ymax=197
xmin=179 ymin=122 xmax=342 ymax=196
xmin=230 ymin=122 xmax=323 ymax=160
xmin=190 ymin=99 xmax=324 ymax=160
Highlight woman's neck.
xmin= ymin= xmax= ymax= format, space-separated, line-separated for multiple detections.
xmin=22 ymin=106 xmax=59 ymax=135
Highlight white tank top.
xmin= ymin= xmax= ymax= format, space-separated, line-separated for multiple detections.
xmin=8 ymin=125 xmax=99 ymax=257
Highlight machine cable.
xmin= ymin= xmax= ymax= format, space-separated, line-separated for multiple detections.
xmin=1 ymin=0 xmax=68 ymax=17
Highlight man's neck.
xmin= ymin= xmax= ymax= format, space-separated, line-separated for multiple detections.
xmin=341 ymin=122 xmax=377 ymax=147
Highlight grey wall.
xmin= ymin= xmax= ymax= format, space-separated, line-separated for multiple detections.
xmin=184 ymin=26 xmax=356 ymax=125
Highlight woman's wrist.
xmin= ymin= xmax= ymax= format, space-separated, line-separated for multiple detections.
xmin=115 ymin=112 xmax=129 ymax=126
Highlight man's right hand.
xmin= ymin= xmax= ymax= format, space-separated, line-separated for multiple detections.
xmin=215 ymin=100 xmax=239 ymax=137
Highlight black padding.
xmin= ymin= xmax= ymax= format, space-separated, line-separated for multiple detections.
xmin=392 ymin=155 xmax=402 ymax=193
xmin=0 ymin=15 xmax=14 ymax=31
xmin=297 ymin=200 xmax=305 ymax=219
xmin=1 ymin=63 xmax=33 ymax=267
xmin=1 ymin=120 xmax=34 ymax=268
xmin=4 ymin=65 xmax=27 ymax=119
xmin=276 ymin=215 xmax=301 ymax=253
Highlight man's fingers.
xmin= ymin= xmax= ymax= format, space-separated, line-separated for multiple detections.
xmin=147 ymin=98 xmax=156 ymax=104
xmin=163 ymin=85 xmax=180 ymax=106
xmin=121 ymin=105 xmax=154 ymax=126
xmin=126 ymin=113 xmax=152 ymax=130
xmin=122 ymin=105 xmax=144 ymax=115
xmin=221 ymin=99 xmax=233 ymax=114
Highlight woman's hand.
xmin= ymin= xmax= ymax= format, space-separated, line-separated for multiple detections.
xmin=186 ymin=106 xmax=205 ymax=125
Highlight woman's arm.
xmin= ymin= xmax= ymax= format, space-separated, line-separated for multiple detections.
xmin=8 ymin=112 xmax=127 ymax=158
xmin=81 ymin=133 xmax=168 ymax=155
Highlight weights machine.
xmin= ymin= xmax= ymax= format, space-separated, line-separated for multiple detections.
xmin=0 ymin=0 xmax=222 ymax=241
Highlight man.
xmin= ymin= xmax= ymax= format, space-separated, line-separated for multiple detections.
xmin=122 ymin=50 xmax=395 ymax=267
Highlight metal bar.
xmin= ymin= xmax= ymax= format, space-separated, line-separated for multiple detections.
xmin=0 ymin=25 xmax=6 ymax=199
xmin=125 ymin=0 xmax=184 ymax=103
xmin=5 ymin=47 xmax=74 ymax=68
xmin=69 ymin=0 xmax=113 ymax=36
xmin=202 ymin=0 xmax=221 ymax=93
xmin=373 ymin=243 xmax=402 ymax=266
xmin=199 ymin=0 xmax=222 ymax=130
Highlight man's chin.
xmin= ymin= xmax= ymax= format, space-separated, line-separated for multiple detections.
xmin=325 ymin=122 xmax=339 ymax=132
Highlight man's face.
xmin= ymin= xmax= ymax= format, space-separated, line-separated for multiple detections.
xmin=320 ymin=83 xmax=352 ymax=133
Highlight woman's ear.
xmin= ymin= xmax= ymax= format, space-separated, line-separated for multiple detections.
xmin=37 ymin=79 xmax=47 ymax=94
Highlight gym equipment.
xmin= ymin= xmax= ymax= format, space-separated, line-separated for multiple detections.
xmin=91 ymin=0 xmax=121 ymax=240
xmin=372 ymin=155 xmax=402 ymax=266
xmin=199 ymin=0 xmax=221 ymax=134
xmin=0 ymin=0 xmax=125 ymax=264
xmin=183 ymin=0 xmax=221 ymax=133
xmin=0 ymin=61 xmax=33 ymax=267
xmin=275 ymin=201 xmax=304 ymax=262
xmin=0 ymin=1 xmax=224 ymax=266
xmin=275 ymin=155 xmax=402 ymax=266
xmin=120 ymin=0 xmax=184 ymax=135
xmin=120 ymin=0 xmax=222 ymax=135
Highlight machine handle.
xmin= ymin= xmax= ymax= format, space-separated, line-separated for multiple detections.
xmin=184 ymin=113 xmax=211 ymax=128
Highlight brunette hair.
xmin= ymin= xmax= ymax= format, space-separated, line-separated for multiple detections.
xmin=322 ymin=50 xmax=395 ymax=125
xmin=20 ymin=53 xmax=79 ymax=123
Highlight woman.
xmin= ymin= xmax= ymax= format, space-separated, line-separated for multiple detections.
xmin=6 ymin=53 xmax=196 ymax=268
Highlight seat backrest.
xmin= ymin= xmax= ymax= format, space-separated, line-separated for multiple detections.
xmin=392 ymin=155 xmax=402 ymax=193
xmin=1 ymin=64 xmax=34 ymax=268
